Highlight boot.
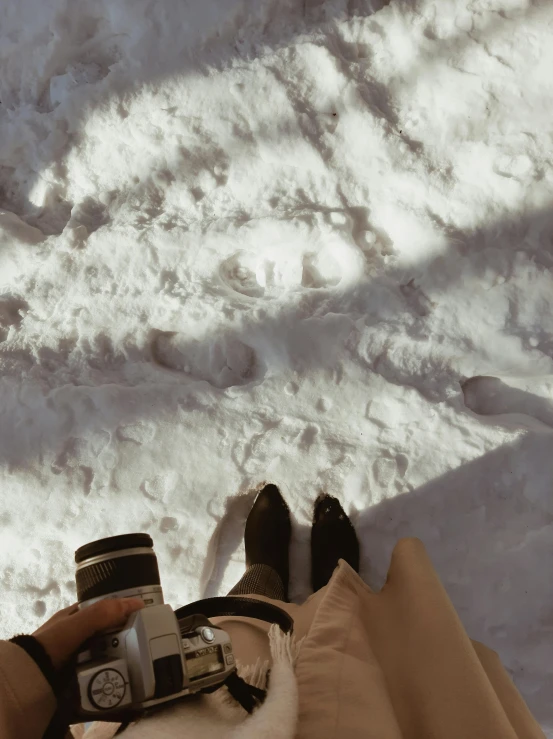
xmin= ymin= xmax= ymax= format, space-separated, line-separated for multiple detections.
xmin=244 ymin=484 xmax=291 ymax=599
xmin=311 ymin=494 xmax=359 ymax=592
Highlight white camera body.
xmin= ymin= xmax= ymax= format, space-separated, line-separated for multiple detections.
xmin=74 ymin=603 xmax=235 ymax=721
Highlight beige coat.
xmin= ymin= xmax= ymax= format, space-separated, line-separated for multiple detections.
xmin=0 ymin=538 xmax=545 ymax=738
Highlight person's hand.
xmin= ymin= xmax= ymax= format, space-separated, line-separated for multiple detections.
xmin=32 ymin=598 xmax=145 ymax=671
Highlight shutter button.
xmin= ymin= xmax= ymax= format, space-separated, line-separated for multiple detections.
xmin=201 ymin=627 xmax=215 ymax=643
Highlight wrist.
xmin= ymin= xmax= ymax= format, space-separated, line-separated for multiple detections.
xmin=9 ymin=634 xmax=59 ymax=694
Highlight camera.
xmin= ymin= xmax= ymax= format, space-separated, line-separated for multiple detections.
xmin=67 ymin=533 xmax=236 ymax=723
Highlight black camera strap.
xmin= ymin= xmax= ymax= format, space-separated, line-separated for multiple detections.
xmin=174 ymin=596 xmax=294 ymax=716
xmin=223 ymin=671 xmax=267 ymax=714
xmin=174 ymin=596 xmax=294 ymax=633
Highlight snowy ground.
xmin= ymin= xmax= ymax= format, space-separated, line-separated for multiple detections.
xmin=1 ymin=0 xmax=553 ymax=732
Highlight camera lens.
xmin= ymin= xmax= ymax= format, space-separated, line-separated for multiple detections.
xmin=75 ymin=533 xmax=163 ymax=608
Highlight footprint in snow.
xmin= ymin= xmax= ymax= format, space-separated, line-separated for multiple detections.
xmin=462 ymin=375 xmax=553 ymax=429
xmin=152 ymin=331 xmax=257 ymax=389
xmin=219 ymin=246 xmax=345 ymax=299
xmin=0 ymin=295 xmax=28 ymax=341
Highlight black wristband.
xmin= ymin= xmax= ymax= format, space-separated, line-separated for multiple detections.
xmin=9 ymin=634 xmax=59 ymax=694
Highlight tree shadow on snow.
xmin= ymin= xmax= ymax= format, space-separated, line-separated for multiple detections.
xmin=0 ymin=0 xmax=536 ymax=236
xmin=0 ymin=0 xmax=392 ymax=234
xmin=0 ymin=200 xmax=551 ymax=468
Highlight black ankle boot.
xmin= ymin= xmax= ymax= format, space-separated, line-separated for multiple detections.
xmin=244 ymin=484 xmax=291 ymax=599
xmin=311 ymin=494 xmax=359 ymax=592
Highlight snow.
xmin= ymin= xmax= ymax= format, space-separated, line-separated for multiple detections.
xmin=1 ymin=0 xmax=552 ymax=732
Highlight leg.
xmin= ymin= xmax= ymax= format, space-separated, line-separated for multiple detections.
xmin=227 ymin=564 xmax=286 ymax=600
xmin=227 ymin=484 xmax=291 ymax=602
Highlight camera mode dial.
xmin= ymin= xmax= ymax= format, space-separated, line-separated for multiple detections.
xmin=89 ymin=668 xmax=126 ymax=709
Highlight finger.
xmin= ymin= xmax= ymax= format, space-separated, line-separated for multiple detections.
xmin=85 ymin=598 xmax=146 ymax=633
xmin=59 ymin=598 xmax=145 ymax=657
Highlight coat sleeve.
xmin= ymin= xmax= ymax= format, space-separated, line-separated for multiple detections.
xmin=0 ymin=640 xmax=58 ymax=739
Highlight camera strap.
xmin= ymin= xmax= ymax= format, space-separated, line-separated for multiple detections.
xmin=174 ymin=596 xmax=294 ymax=633
xmin=223 ymin=670 xmax=267 ymax=714
xmin=175 ymin=596 xmax=295 ymax=715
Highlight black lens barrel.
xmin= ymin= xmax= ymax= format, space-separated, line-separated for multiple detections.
xmin=75 ymin=533 xmax=160 ymax=604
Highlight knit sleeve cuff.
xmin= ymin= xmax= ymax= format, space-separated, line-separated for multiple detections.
xmin=9 ymin=634 xmax=58 ymax=694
